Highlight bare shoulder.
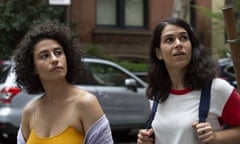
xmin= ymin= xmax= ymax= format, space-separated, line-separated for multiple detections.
xmin=21 ymin=97 xmax=39 ymax=140
xmin=74 ymin=88 xmax=104 ymax=130
xmin=75 ymin=88 xmax=103 ymax=114
xmin=22 ymin=98 xmax=36 ymax=116
xmin=75 ymin=89 xmax=96 ymax=102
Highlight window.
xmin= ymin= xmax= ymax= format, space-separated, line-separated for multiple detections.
xmin=96 ymin=0 xmax=147 ymax=28
xmin=96 ymin=0 xmax=116 ymax=25
xmin=225 ymin=66 xmax=234 ymax=77
xmin=125 ymin=0 xmax=144 ymax=26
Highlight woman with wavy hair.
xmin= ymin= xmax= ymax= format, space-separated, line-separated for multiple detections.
xmin=14 ymin=21 xmax=113 ymax=144
xmin=137 ymin=17 xmax=240 ymax=144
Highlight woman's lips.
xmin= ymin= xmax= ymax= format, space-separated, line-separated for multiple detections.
xmin=173 ymin=52 xmax=185 ymax=56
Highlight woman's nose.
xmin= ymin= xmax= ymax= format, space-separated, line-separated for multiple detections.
xmin=174 ymin=38 xmax=182 ymax=48
xmin=175 ymin=38 xmax=181 ymax=44
xmin=50 ymin=53 xmax=58 ymax=63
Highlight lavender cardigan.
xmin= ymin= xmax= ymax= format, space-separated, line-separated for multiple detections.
xmin=17 ymin=115 xmax=114 ymax=144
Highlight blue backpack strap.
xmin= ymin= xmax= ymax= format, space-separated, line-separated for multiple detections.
xmin=145 ymin=92 xmax=160 ymax=129
xmin=199 ymin=82 xmax=212 ymax=123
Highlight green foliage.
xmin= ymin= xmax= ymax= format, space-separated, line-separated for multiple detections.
xmin=193 ymin=1 xmax=240 ymax=25
xmin=234 ymin=1 xmax=240 ymax=36
xmin=0 ymin=0 xmax=64 ymax=59
xmin=192 ymin=5 xmax=224 ymax=28
xmin=82 ymin=44 xmax=148 ymax=72
xmin=116 ymin=60 xmax=148 ymax=72
xmin=233 ymin=0 xmax=240 ymax=13
xmin=193 ymin=5 xmax=223 ymax=20
xmin=193 ymin=2 xmax=240 ymax=34
xmin=193 ymin=2 xmax=240 ymax=58
xmin=82 ymin=44 xmax=113 ymax=60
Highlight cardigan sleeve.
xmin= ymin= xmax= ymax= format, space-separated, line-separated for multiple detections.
xmin=84 ymin=114 xmax=114 ymax=144
xmin=17 ymin=126 xmax=26 ymax=144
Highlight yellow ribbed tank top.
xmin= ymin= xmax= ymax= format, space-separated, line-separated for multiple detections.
xmin=26 ymin=126 xmax=84 ymax=144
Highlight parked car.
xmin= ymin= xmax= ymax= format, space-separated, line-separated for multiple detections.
xmin=0 ymin=57 xmax=150 ymax=143
xmin=132 ymin=58 xmax=237 ymax=87
xmin=217 ymin=58 xmax=237 ymax=88
xmin=0 ymin=60 xmax=16 ymax=91
xmin=133 ymin=72 xmax=148 ymax=83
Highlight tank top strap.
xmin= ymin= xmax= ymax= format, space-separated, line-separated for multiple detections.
xmin=68 ymin=96 xmax=78 ymax=125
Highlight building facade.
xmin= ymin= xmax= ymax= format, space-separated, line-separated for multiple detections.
xmin=70 ymin=0 xmax=211 ymax=61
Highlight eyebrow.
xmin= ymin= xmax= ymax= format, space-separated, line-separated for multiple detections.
xmin=37 ymin=47 xmax=62 ymax=56
xmin=162 ymin=32 xmax=188 ymax=38
xmin=179 ymin=32 xmax=188 ymax=35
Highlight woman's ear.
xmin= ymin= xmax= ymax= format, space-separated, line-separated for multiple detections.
xmin=155 ymin=47 xmax=163 ymax=60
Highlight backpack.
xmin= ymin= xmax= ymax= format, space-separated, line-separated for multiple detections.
xmin=145 ymin=82 xmax=212 ymax=129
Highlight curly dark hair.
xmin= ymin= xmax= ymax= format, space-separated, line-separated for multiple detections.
xmin=13 ymin=21 xmax=85 ymax=94
xmin=147 ymin=17 xmax=217 ymax=102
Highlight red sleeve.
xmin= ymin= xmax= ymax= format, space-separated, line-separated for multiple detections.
xmin=221 ymin=89 xmax=240 ymax=126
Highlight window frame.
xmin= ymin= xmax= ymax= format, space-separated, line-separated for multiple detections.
xmin=96 ymin=0 xmax=148 ymax=29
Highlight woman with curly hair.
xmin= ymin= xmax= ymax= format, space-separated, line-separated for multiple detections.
xmin=137 ymin=17 xmax=240 ymax=144
xmin=14 ymin=21 xmax=113 ymax=144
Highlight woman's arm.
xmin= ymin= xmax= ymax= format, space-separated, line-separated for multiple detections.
xmin=213 ymin=127 xmax=240 ymax=144
xmin=17 ymin=100 xmax=35 ymax=144
xmin=77 ymin=92 xmax=113 ymax=143
xmin=193 ymin=122 xmax=240 ymax=144
xmin=83 ymin=115 xmax=113 ymax=144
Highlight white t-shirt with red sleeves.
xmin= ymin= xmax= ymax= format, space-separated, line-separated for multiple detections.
xmin=152 ymin=78 xmax=240 ymax=144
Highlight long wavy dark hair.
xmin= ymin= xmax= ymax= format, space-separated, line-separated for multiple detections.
xmin=13 ymin=21 xmax=85 ymax=94
xmin=147 ymin=17 xmax=217 ymax=102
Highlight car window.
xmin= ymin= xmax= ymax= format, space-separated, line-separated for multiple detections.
xmin=74 ymin=60 xmax=145 ymax=88
xmin=225 ymin=66 xmax=234 ymax=75
xmin=89 ymin=63 xmax=131 ymax=86
xmin=0 ymin=64 xmax=11 ymax=83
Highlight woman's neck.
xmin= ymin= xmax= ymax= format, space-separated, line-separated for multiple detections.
xmin=41 ymin=79 xmax=75 ymax=102
xmin=167 ymin=68 xmax=186 ymax=90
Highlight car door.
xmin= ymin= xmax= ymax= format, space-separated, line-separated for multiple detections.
xmin=86 ymin=61 xmax=150 ymax=129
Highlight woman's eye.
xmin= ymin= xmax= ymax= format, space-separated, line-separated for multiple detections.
xmin=165 ymin=37 xmax=173 ymax=43
xmin=40 ymin=53 xmax=48 ymax=59
xmin=180 ymin=35 xmax=188 ymax=41
xmin=54 ymin=50 xmax=62 ymax=56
